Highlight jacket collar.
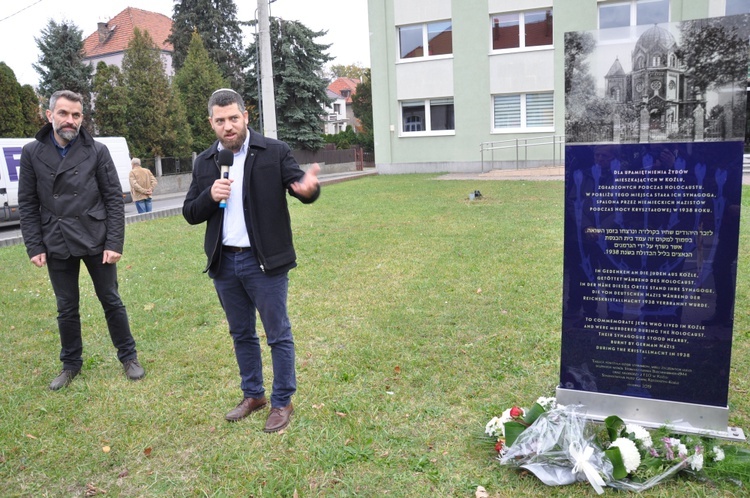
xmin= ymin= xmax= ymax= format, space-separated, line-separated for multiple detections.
xmin=34 ymin=122 xmax=94 ymax=147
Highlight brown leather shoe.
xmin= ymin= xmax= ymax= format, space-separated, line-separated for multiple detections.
xmin=264 ymin=403 xmax=293 ymax=433
xmin=225 ymin=397 xmax=268 ymax=422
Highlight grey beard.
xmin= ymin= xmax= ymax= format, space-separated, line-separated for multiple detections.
xmin=57 ymin=126 xmax=80 ymax=142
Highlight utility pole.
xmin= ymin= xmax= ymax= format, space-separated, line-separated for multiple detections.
xmin=258 ymin=0 xmax=277 ymax=139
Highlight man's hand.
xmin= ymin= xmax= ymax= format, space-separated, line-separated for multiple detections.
xmin=290 ymin=163 xmax=320 ymax=199
xmin=30 ymin=253 xmax=46 ymax=268
xmin=211 ymin=178 xmax=233 ymax=203
xmin=103 ymin=250 xmax=122 ymax=265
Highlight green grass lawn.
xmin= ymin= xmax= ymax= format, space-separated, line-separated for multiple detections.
xmin=0 ymin=175 xmax=748 ymax=497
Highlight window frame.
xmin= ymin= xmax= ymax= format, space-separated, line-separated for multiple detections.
xmin=598 ymin=0 xmax=670 ymax=30
xmin=491 ymin=92 xmax=554 ymax=133
xmin=490 ymin=8 xmax=554 ymax=53
xmin=398 ymin=20 xmax=454 ymax=61
xmin=400 ymin=98 xmax=456 ymax=136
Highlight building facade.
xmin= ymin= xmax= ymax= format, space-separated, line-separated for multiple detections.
xmin=323 ymin=77 xmax=361 ymax=135
xmin=82 ymin=7 xmax=174 ymax=78
xmin=367 ymin=0 xmax=749 ymax=173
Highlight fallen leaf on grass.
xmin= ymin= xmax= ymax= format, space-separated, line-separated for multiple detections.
xmin=118 ymin=469 xmax=129 ymax=478
xmin=143 ymin=447 xmax=152 ymax=457
xmin=312 ymin=403 xmax=325 ymax=409
xmin=143 ymin=303 xmax=155 ymax=311
xmin=25 ymin=434 xmax=37 ymax=439
xmin=102 ymin=446 xmax=111 ymax=453
xmin=476 ymin=288 xmax=482 ymax=294
xmin=475 ymin=485 xmax=489 ymax=498
xmin=335 ymin=412 xmax=347 ymax=418
xmin=85 ymin=482 xmax=106 ymax=496
xmin=393 ymin=365 xmax=401 ymax=374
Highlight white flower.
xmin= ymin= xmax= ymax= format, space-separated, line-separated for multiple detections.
xmin=678 ymin=444 xmax=688 ymax=458
xmin=485 ymin=416 xmax=503 ymax=437
xmin=689 ymin=453 xmax=704 ymax=471
xmin=610 ymin=437 xmax=641 ymax=473
xmin=535 ymin=396 xmax=557 ymax=411
xmin=625 ymin=424 xmax=653 ymax=448
xmin=713 ymin=446 xmax=725 ymax=462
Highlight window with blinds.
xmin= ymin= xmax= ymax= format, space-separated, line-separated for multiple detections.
xmin=493 ymin=93 xmax=553 ymax=130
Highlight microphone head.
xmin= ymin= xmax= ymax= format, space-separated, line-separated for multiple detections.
xmin=218 ymin=149 xmax=234 ymax=167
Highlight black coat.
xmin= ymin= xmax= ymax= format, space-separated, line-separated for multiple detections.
xmin=182 ymin=129 xmax=320 ymax=276
xmin=18 ymin=124 xmax=125 ymax=259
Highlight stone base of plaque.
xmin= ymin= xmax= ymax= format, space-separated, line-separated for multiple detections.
xmin=556 ymin=387 xmax=746 ymax=442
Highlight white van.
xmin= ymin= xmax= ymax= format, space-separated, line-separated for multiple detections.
xmin=0 ymin=136 xmax=133 ymax=227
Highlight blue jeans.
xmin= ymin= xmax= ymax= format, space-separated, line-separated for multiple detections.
xmin=135 ymin=198 xmax=152 ymax=213
xmin=46 ymin=254 xmax=137 ymax=371
xmin=212 ymin=249 xmax=296 ymax=408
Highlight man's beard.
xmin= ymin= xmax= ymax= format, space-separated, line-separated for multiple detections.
xmin=220 ymin=126 xmax=247 ymax=152
xmin=56 ymin=124 xmax=80 ymax=142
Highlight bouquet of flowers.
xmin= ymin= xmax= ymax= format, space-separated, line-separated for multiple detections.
xmin=484 ymin=397 xmax=750 ymax=494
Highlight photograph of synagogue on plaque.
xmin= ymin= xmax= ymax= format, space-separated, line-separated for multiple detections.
xmin=558 ymin=15 xmax=749 ymax=437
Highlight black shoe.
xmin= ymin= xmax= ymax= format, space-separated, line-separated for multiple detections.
xmin=49 ymin=369 xmax=80 ymax=390
xmin=123 ymin=359 xmax=146 ymax=380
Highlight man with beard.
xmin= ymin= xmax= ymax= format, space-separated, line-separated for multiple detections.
xmin=18 ymin=90 xmax=145 ymax=390
xmin=183 ymin=89 xmax=320 ymax=432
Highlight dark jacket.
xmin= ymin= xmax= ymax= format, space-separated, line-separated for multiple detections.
xmin=182 ymin=128 xmax=320 ymax=276
xmin=18 ymin=124 xmax=125 ymax=259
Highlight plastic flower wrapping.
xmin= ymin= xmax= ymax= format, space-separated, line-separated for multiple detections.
xmin=484 ymin=398 xmax=750 ymax=494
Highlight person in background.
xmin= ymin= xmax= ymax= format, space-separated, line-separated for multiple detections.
xmin=183 ymin=88 xmax=320 ymax=432
xmin=18 ymin=89 xmax=145 ymax=390
xmin=129 ymin=157 xmax=158 ymax=213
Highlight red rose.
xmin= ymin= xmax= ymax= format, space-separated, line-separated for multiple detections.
xmin=495 ymin=440 xmax=504 ymax=452
xmin=510 ymin=406 xmax=523 ymax=418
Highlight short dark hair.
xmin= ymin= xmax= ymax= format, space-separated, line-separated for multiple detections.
xmin=208 ymin=88 xmax=246 ymax=117
xmin=49 ymin=90 xmax=84 ymax=111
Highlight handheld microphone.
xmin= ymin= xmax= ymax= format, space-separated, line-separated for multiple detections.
xmin=217 ymin=149 xmax=234 ymax=208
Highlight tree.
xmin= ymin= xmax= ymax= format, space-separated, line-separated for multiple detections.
xmin=122 ymin=28 xmax=177 ymax=157
xmin=351 ymin=69 xmax=374 ymax=152
xmin=245 ymin=18 xmax=333 ymax=150
xmin=164 ymin=86 xmax=194 ymax=158
xmin=91 ymin=62 xmax=128 ymax=137
xmin=173 ymin=31 xmax=228 ymax=152
xmin=19 ymin=85 xmax=44 ymax=137
xmin=33 ymin=19 xmax=92 ymax=125
xmin=678 ymin=17 xmax=750 ymax=96
xmin=0 ymin=63 xmax=26 ymax=137
xmin=330 ymin=63 xmax=367 ymax=80
xmin=168 ymin=0 xmax=245 ymax=90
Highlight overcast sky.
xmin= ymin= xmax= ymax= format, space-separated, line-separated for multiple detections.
xmin=0 ymin=0 xmax=371 ymax=86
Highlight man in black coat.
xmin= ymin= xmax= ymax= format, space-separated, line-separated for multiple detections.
xmin=183 ymin=88 xmax=320 ymax=432
xmin=18 ymin=90 xmax=145 ymax=390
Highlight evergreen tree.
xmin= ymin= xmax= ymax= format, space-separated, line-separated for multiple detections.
xmin=33 ymin=19 xmax=93 ymax=126
xmin=91 ymin=62 xmax=129 ymax=137
xmin=122 ymin=28 xmax=175 ymax=157
xmin=165 ymin=86 xmax=194 ymax=158
xmin=351 ymin=69 xmax=374 ymax=151
xmin=173 ymin=31 xmax=228 ymax=152
xmin=19 ymin=84 xmax=44 ymax=137
xmin=245 ymin=18 xmax=333 ymax=150
xmin=168 ymin=0 xmax=245 ymax=90
xmin=0 ymin=63 xmax=26 ymax=137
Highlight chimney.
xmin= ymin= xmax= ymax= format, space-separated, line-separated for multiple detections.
xmin=98 ymin=22 xmax=110 ymax=44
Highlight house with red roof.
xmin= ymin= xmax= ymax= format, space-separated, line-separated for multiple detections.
xmin=323 ymin=77 xmax=361 ymax=134
xmin=82 ymin=7 xmax=174 ymax=77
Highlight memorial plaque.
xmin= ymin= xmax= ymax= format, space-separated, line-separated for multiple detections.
xmin=558 ymin=16 xmax=748 ymax=433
